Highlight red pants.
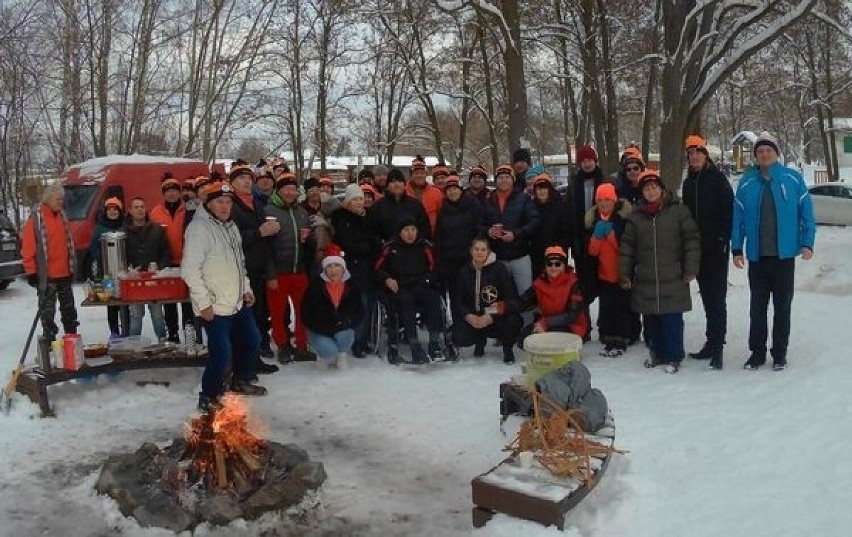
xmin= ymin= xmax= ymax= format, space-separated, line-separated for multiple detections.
xmin=267 ymin=272 xmax=308 ymax=349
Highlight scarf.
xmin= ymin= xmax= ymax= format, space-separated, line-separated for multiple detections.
xmin=496 ymin=190 xmax=511 ymax=213
xmin=643 ymin=199 xmax=662 ymax=216
xmin=236 ymin=192 xmax=254 ymax=210
xmin=326 ymin=280 xmax=345 ymax=309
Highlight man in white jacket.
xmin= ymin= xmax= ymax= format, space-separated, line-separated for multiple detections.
xmin=182 ymin=181 xmax=266 ymax=412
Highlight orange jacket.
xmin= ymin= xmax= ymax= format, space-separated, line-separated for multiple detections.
xmin=22 ymin=204 xmax=74 ymax=278
xmin=149 ymin=203 xmax=186 ymax=265
xmin=405 ymin=182 xmax=443 ymax=234
xmin=588 ymin=231 xmax=620 ymax=284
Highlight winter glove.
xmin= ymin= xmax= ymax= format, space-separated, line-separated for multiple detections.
xmin=25 ymin=274 xmax=38 ymax=288
xmin=593 ymin=220 xmax=614 ymax=239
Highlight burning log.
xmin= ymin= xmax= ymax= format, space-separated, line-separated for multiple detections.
xmin=214 ymin=448 xmax=228 ymax=488
xmin=237 ymin=447 xmax=262 ymax=473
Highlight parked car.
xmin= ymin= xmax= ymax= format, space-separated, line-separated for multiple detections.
xmin=0 ymin=213 xmax=24 ymax=290
xmin=808 ymin=183 xmax=852 ymax=226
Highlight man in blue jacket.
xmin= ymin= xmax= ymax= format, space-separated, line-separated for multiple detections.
xmin=731 ymin=132 xmax=815 ymax=371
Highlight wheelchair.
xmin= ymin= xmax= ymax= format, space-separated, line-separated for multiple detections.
xmin=368 ymin=289 xmax=458 ymax=364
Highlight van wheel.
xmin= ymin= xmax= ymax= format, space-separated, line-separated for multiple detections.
xmin=0 ymin=279 xmax=11 ymax=291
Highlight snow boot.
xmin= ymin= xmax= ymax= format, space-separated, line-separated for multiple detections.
xmin=663 ymin=361 xmax=681 ymax=374
xmin=197 ymin=394 xmax=223 ymax=414
xmin=689 ymin=343 xmax=714 ymax=360
xmin=277 ymin=343 xmax=295 ymax=364
xmin=427 ymin=340 xmax=445 ymax=361
xmin=743 ymin=352 xmax=766 ymax=371
xmin=294 ymin=348 xmax=317 ymax=362
xmin=772 ymin=356 xmax=787 ymax=371
xmin=229 ymin=379 xmax=268 ymax=396
xmin=410 ymin=343 xmax=429 ymax=365
xmin=387 ymin=345 xmax=400 ymax=365
xmin=708 ymin=350 xmax=723 ymax=370
xmin=502 ymin=345 xmax=516 ymax=365
xmin=473 ymin=340 xmax=486 ymax=357
xmin=256 ymin=360 xmax=279 ymax=374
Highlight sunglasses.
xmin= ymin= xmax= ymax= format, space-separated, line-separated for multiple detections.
xmin=626 ymin=166 xmax=641 ymax=172
xmin=546 ymin=260 xmax=565 ymax=267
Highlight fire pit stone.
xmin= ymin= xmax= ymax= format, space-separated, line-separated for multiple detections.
xmin=94 ymin=395 xmax=327 ymax=531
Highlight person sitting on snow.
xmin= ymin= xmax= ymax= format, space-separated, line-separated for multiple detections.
xmin=512 ymin=246 xmax=590 ymax=348
xmin=374 ymin=217 xmax=446 ymax=365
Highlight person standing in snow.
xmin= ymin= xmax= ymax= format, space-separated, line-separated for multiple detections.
xmin=682 ymin=134 xmax=734 ymax=370
xmin=21 ymin=184 xmax=79 ymax=343
xmin=619 ymin=170 xmax=700 ymax=374
xmin=406 ymin=156 xmax=444 ymax=236
xmin=124 ymin=197 xmax=170 ymax=340
xmin=586 ymin=183 xmax=634 ymax=357
xmin=732 ymin=132 xmax=815 ymax=371
xmin=181 ymin=181 xmax=265 ymax=412
xmin=88 ymin=196 xmax=126 ymax=336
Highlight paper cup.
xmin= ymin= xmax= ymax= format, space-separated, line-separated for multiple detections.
xmin=493 ymin=223 xmax=504 ymax=236
xmin=518 ymin=451 xmax=534 ymax=469
xmin=300 ymin=228 xmax=311 ymax=241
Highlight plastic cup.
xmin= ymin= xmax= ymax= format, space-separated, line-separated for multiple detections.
xmin=518 ymin=451 xmax=534 ymax=469
xmin=265 ymin=216 xmax=277 ymax=222
xmin=300 ymin=228 xmax=311 ymax=241
xmin=493 ymin=223 xmax=504 ymax=236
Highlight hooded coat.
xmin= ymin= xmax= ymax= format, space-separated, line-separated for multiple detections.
xmin=374 ymin=222 xmax=437 ymax=289
xmin=435 ymin=192 xmax=484 ymax=271
xmin=482 ymin=188 xmax=541 ymax=261
xmin=682 ymin=160 xmax=734 ymax=259
xmin=329 ymin=205 xmax=381 ymax=292
xmin=455 ymin=252 xmax=518 ymax=318
xmin=368 ymin=192 xmax=431 ymax=242
xmin=264 ymin=192 xmax=311 ymax=277
xmin=618 ymin=193 xmax=701 ymax=315
xmin=531 ymin=185 xmax=572 ymax=276
xmin=230 ymin=194 xmax=274 ymax=278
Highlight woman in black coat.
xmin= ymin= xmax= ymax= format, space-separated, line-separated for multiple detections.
xmin=529 ymin=173 xmax=572 ymax=277
xmin=434 ymin=174 xmax=483 ymax=320
xmin=329 ymin=184 xmax=382 ymax=356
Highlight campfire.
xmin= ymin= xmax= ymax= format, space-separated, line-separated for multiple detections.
xmin=96 ymin=395 xmax=326 ymax=532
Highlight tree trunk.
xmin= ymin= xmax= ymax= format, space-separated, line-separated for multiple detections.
xmin=477 ymin=14 xmax=499 ymax=170
xmin=500 ymin=0 xmax=527 ymax=152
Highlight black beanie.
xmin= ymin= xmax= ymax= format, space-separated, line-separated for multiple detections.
xmin=512 ymin=148 xmax=532 ymax=165
xmin=387 ymin=168 xmax=406 ymax=183
xmin=396 ymin=216 xmax=417 ymax=233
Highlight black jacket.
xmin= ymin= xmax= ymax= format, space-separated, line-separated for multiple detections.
xmin=568 ymin=167 xmax=607 ymax=251
xmin=231 ymin=195 xmax=273 ymax=277
xmin=531 ymin=187 xmax=572 ymax=276
xmin=330 ymin=207 xmax=381 ymax=291
xmin=455 ymin=253 xmax=518 ymax=317
xmin=301 ymin=276 xmax=363 ymax=337
xmin=482 ymin=189 xmax=540 ymax=261
xmin=124 ymin=219 xmax=170 ymax=270
xmin=375 ymin=238 xmax=437 ymax=289
xmin=368 ymin=193 xmax=431 ymax=242
xmin=682 ymin=161 xmax=733 ymax=259
xmin=435 ymin=193 xmax=484 ymax=270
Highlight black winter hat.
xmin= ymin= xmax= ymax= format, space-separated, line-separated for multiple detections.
xmin=358 ymin=169 xmax=375 ymax=181
xmin=387 ymin=168 xmax=406 ymax=183
xmin=396 ymin=216 xmax=417 ymax=234
xmin=303 ymin=177 xmax=321 ymax=191
xmin=512 ymin=148 xmax=532 ymax=165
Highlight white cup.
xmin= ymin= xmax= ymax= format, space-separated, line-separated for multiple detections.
xmin=518 ymin=451 xmax=534 ymax=468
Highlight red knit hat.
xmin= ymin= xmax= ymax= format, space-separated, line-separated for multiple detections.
xmin=576 ymin=145 xmax=598 ymax=163
xmin=160 ymin=173 xmax=181 ymax=193
xmin=443 ymin=172 xmax=462 ymax=190
xmin=638 ymin=170 xmax=663 ymax=188
xmin=431 ymin=164 xmax=450 ymax=178
xmin=103 ymin=197 xmax=123 ymax=211
xmin=532 ymin=174 xmax=553 ymax=188
xmin=469 ymin=165 xmax=488 ymax=179
xmin=321 ymin=243 xmax=347 ymax=271
xmin=494 ymin=164 xmax=514 ymax=178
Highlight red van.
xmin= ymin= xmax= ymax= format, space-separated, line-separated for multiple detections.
xmin=60 ymin=155 xmax=222 ymax=277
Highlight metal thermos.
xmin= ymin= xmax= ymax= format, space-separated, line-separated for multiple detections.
xmin=99 ymin=231 xmax=127 ymax=278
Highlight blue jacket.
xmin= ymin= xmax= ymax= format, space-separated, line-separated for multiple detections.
xmin=731 ymin=162 xmax=815 ymax=262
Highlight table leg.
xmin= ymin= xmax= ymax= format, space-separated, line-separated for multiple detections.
xmin=120 ymin=306 xmax=131 ymax=337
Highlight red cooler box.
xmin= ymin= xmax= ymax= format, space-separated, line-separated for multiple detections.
xmin=120 ymin=276 xmax=189 ymax=302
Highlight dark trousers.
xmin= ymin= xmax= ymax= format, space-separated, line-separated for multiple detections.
xmin=201 ymin=306 xmax=260 ymax=398
xmin=164 ymin=301 xmax=196 ymax=337
xmin=697 ymin=254 xmax=729 ymax=350
xmin=598 ymin=282 xmax=633 ymax=349
xmin=643 ymin=313 xmax=684 ymax=363
xmin=249 ymin=274 xmax=271 ymax=348
xmin=747 ymin=256 xmax=795 ymax=360
xmin=395 ymin=285 xmax=444 ymax=342
xmin=452 ymin=313 xmax=522 ymax=350
xmin=37 ymin=277 xmax=78 ymax=341
xmin=355 ymin=291 xmax=377 ymax=347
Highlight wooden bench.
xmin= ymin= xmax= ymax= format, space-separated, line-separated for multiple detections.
xmin=14 ymin=349 xmax=207 ymax=417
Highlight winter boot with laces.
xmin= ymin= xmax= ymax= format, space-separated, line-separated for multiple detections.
xmin=708 ymin=349 xmax=723 ymax=370
xmin=772 ymin=354 xmax=787 ymax=371
xmin=197 ymin=394 xmax=223 ymax=414
xmin=229 ymin=379 xmax=268 ymax=396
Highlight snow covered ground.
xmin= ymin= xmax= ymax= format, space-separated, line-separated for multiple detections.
xmin=1 ymin=227 xmax=851 ymax=537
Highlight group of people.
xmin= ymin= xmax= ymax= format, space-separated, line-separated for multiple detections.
xmin=19 ymin=129 xmax=816 ymax=412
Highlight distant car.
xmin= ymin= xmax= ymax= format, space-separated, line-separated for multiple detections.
xmin=0 ymin=213 xmax=24 ymax=290
xmin=808 ymin=183 xmax=852 ymax=226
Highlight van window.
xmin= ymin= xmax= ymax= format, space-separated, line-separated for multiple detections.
xmin=64 ymin=184 xmax=100 ymax=220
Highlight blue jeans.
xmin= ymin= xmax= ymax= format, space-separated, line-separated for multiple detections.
xmin=201 ymin=306 xmax=260 ymax=398
xmin=643 ymin=313 xmax=685 ymax=363
xmin=129 ymin=304 xmax=167 ymax=340
xmin=307 ymin=329 xmax=354 ymax=361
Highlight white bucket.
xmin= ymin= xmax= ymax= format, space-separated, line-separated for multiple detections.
xmin=523 ymin=332 xmax=583 ymax=386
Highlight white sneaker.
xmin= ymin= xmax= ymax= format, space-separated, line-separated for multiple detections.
xmin=316 ymin=359 xmax=333 ymax=370
xmin=663 ymin=362 xmax=680 ymax=374
xmin=335 ymin=352 xmax=349 ymax=370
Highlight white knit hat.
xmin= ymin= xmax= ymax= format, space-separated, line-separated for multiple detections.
xmin=321 ymin=254 xmax=346 ymax=271
xmin=753 ymin=131 xmax=780 ymax=156
xmin=343 ymin=183 xmax=364 ymax=204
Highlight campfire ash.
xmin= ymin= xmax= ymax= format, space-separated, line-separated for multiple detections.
xmin=95 ymin=395 xmax=326 ymax=532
